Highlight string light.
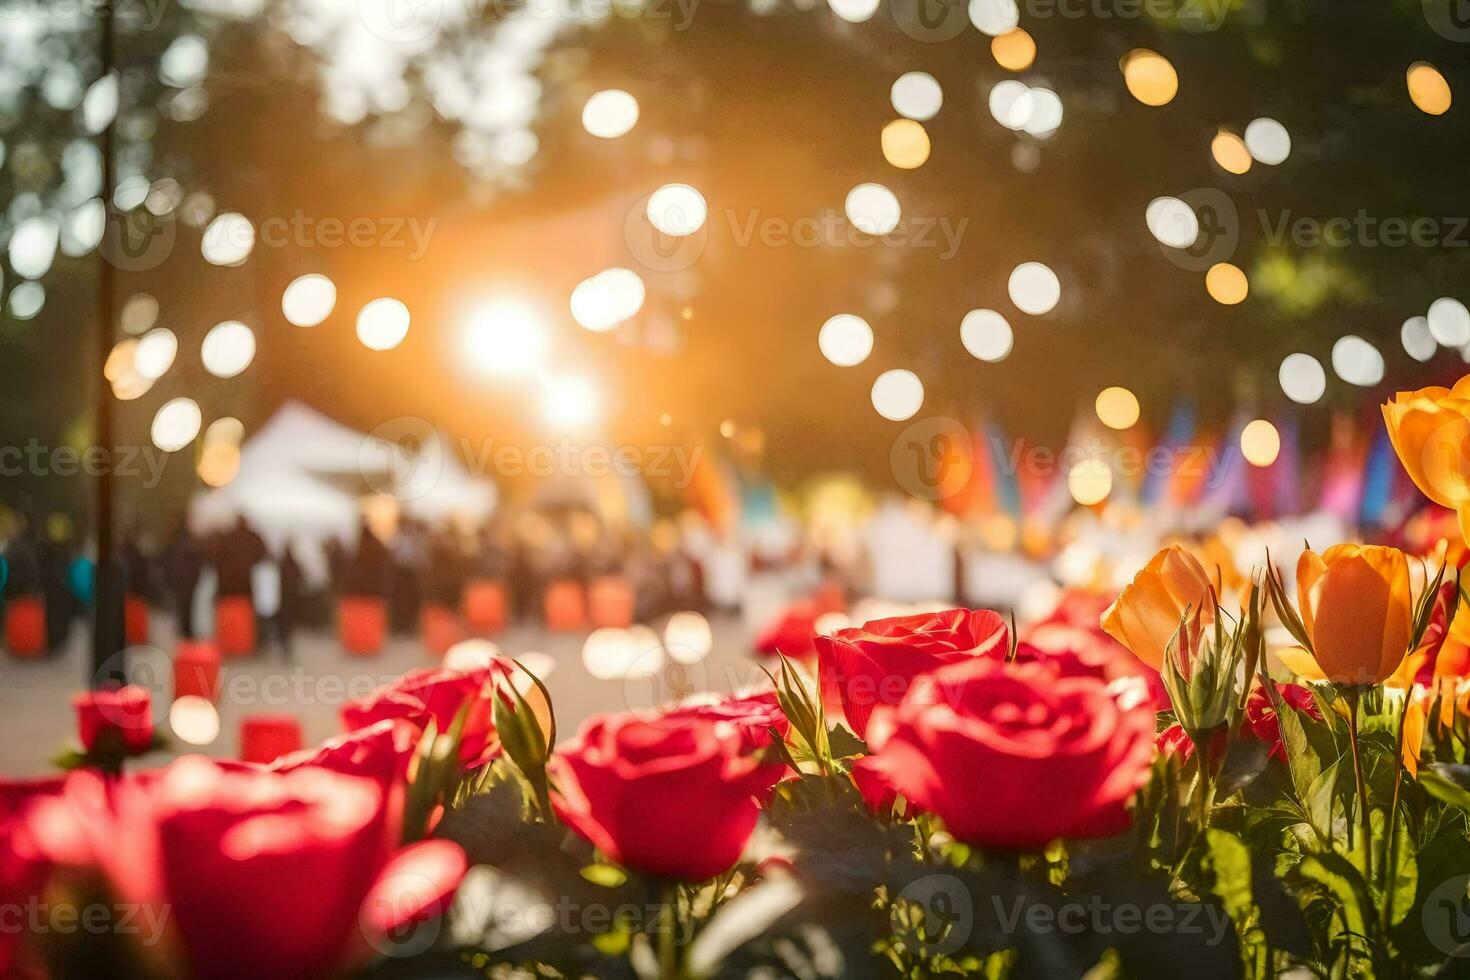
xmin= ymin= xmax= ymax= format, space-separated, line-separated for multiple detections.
xmin=1240 ymin=419 xmax=1281 ymax=467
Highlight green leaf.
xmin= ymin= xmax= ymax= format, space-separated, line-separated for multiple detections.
xmin=1202 ymin=829 xmax=1253 ymax=925
xmin=1384 ymin=812 xmax=1418 ymax=928
xmin=1422 ymin=764 xmax=1470 ymax=811
xmin=1298 ymin=852 xmax=1376 ymax=949
xmin=1304 ymin=758 xmax=1342 ymax=843
xmin=580 ymin=863 xmax=628 ymax=888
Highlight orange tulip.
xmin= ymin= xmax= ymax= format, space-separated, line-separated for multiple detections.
xmin=1295 ymin=544 xmax=1413 ymax=685
xmin=1101 ymin=544 xmax=1214 ymax=671
xmin=1384 ymin=381 xmax=1470 ymax=537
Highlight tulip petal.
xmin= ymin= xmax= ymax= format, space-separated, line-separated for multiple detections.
xmin=1276 ymin=645 xmax=1327 ymax=682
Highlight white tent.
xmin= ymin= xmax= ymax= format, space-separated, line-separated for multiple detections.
xmin=191 ymin=402 xmax=498 ymax=584
xmin=399 ymin=430 xmax=498 ymax=523
xmin=236 ymin=400 xmax=398 ymax=483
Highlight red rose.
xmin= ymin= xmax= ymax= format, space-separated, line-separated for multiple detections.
xmin=858 ymin=657 xmax=1154 ymax=850
xmin=653 ymin=691 xmax=790 ymax=752
xmin=754 ymin=602 xmax=821 ymax=661
xmin=22 ymin=757 xmax=466 ymax=979
xmin=342 ymin=662 xmax=550 ymax=770
xmin=549 ymin=712 xmax=786 ymax=881
xmin=73 ymin=685 xmax=154 ymax=755
xmin=1243 ymin=682 xmax=1322 ymax=761
xmin=270 ymin=719 xmax=420 ymax=792
xmin=815 ymin=608 xmax=1009 ymax=739
xmin=1 ymin=777 xmax=64 ymax=978
xmin=1153 ymin=723 xmax=1226 ymax=763
xmin=1156 ymin=723 xmax=1194 ymax=759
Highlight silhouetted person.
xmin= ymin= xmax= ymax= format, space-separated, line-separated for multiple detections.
xmin=162 ymin=519 xmax=204 ymax=639
xmin=343 ymin=521 xmax=391 ymax=597
xmin=214 ymin=516 xmax=267 ymax=601
xmin=278 ymin=544 xmax=303 ymax=656
xmin=38 ymin=516 xmax=79 ymax=653
xmin=389 ymin=518 xmax=426 ymax=633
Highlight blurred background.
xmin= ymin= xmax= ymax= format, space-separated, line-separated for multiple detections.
xmin=0 ymin=0 xmax=1466 ymax=770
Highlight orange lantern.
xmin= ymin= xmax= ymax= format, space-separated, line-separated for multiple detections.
xmin=340 ymin=596 xmax=387 ymax=656
xmin=544 ymin=579 xmax=588 ymax=632
xmin=3 ymin=596 xmax=46 ymax=657
xmin=420 ymin=602 xmax=463 ymax=657
xmin=174 ymin=640 xmax=222 ymax=702
xmin=461 ymin=579 xmax=508 ymax=635
xmin=239 ymin=714 xmax=303 ymax=765
xmin=588 ymin=575 xmax=636 ymax=629
xmin=124 ymin=595 xmax=149 ymax=646
xmin=214 ymin=597 xmax=257 ymax=657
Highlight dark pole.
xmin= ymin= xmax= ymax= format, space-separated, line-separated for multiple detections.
xmin=93 ymin=0 xmax=125 ymax=688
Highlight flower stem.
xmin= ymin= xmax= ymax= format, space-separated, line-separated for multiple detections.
xmin=659 ymin=881 xmax=680 ymax=979
xmin=1345 ymin=688 xmax=1373 ymax=883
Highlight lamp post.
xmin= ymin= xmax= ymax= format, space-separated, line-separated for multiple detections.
xmin=93 ymin=0 xmax=125 ymax=688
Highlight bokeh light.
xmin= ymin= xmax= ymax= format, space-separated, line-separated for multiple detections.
xmin=1279 ymin=353 xmax=1326 ymax=404
xmin=890 ymin=72 xmax=942 ymax=121
xmin=464 ymin=300 xmax=547 ymax=376
xmin=647 ymin=183 xmax=707 ymax=236
xmin=1330 ymin=335 xmax=1384 ymax=387
xmin=819 ymin=313 xmax=874 ymax=366
xmin=1121 ymin=50 xmax=1177 ymax=107
xmin=1240 ymin=419 xmax=1281 ymax=467
xmin=880 ymin=119 xmax=931 ymax=169
xmin=1023 ymin=88 xmax=1063 ymax=138
xmin=201 ymin=211 xmax=254 ymax=266
xmin=169 ymin=696 xmax=220 ymax=746
xmin=1095 ymin=387 xmax=1140 ymax=430
xmin=198 ymin=442 xmax=241 ymax=487
xmin=1145 ymin=196 xmax=1198 ymax=249
xmin=1007 ymin=262 xmax=1060 ymax=315
xmin=1244 ymin=118 xmax=1291 ymax=165
xmin=9 ymin=217 xmax=59 ymax=279
xmin=1068 ymin=459 xmax=1112 ymax=505
xmin=201 ymin=320 xmax=257 ymax=378
xmin=988 ymin=79 xmax=1034 ymax=130
xmin=969 ymin=0 xmax=1019 ymax=36
xmin=1210 ymin=130 xmax=1252 ymax=174
xmin=151 ymin=397 xmax=202 ymax=452
xmin=571 ymin=267 xmax=645 ymax=332
xmin=1428 ymin=297 xmax=1470 ymax=346
xmin=1407 ymin=62 xmax=1451 ymax=115
xmin=991 ymin=29 xmax=1036 ymax=72
xmin=663 ymin=611 xmax=712 ymax=664
xmin=870 ymin=369 xmax=924 ymax=421
xmin=959 ymin=309 xmax=1013 ymax=362
xmin=828 ymin=0 xmax=879 ymax=22
xmin=542 ymin=375 xmax=599 ymax=430
xmin=1205 ymin=263 xmax=1249 ymax=304
xmin=281 ymin=274 xmax=336 ymax=327
xmin=1401 ymin=315 xmax=1436 ymax=362
xmin=845 ymin=183 xmax=901 ymax=235
xmin=134 ymin=328 xmax=178 ymax=380
xmin=582 ymin=89 xmax=639 ymax=138
xmin=356 ymin=297 xmax=411 ymax=351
